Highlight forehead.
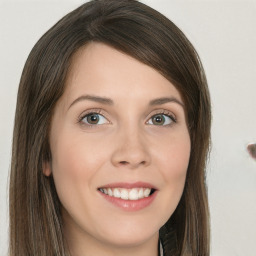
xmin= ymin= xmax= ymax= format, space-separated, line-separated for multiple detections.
xmin=63 ymin=42 xmax=183 ymax=105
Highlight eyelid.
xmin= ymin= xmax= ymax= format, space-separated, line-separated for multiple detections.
xmin=77 ymin=108 xmax=111 ymax=125
xmin=77 ymin=108 xmax=177 ymax=127
xmin=146 ymin=109 xmax=177 ymax=124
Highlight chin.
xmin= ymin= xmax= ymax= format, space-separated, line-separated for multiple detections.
xmin=98 ymin=229 xmax=158 ymax=248
xmin=93 ymin=215 xmax=162 ymax=247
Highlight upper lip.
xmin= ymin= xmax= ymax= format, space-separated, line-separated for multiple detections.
xmin=98 ymin=181 xmax=157 ymax=190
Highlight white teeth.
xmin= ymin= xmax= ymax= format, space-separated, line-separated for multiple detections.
xmin=129 ymin=188 xmax=139 ymax=200
xmin=144 ymin=188 xmax=151 ymax=197
xmin=107 ymin=188 xmax=113 ymax=196
xmin=99 ymin=187 xmax=153 ymax=200
xmin=113 ymin=188 xmax=121 ymax=198
xmin=138 ymin=188 xmax=144 ymax=199
xmin=120 ymin=189 xmax=129 ymax=200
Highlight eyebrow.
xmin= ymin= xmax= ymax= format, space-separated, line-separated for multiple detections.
xmin=149 ymin=97 xmax=184 ymax=108
xmin=68 ymin=95 xmax=184 ymax=109
xmin=68 ymin=95 xmax=114 ymax=109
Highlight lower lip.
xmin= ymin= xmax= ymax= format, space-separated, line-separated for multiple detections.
xmin=99 ymin=191 xmax=158 ymax=211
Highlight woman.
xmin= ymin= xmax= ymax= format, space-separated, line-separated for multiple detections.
xmin=9 ymin=0 xmax=211 ymax=255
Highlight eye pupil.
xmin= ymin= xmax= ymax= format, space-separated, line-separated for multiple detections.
xmin=87 ymin=114 xmax=99 ymax=124
xmin=153 ymin=115 xmax=165 ymax=125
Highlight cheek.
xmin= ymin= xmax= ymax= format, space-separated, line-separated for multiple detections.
xmin=157 ymin=129 xmax=190 ymax=178
xmin=155 ymin=131 xmax=190 ymax=214
xmin=49 ymin=132 xmax=107 ymax=208
xmin=51 ymin=129 xmax=107 ymax=175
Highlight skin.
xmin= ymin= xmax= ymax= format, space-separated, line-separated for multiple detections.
xmin=44 ymin=43 xmax=191 ymax=256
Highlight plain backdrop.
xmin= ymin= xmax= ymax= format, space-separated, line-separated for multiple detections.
xmin=0 ymin=0 xmax=256 ymax=255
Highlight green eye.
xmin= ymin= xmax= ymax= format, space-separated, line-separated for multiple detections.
xmin=81 ymin=113 xmax=108 ymax=125
xmin=148 ymin=114 xmax=174 ymax=126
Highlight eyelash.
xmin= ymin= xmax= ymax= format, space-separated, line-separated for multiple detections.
xmin=78 ymin=109 xmax=177 ymax=127
xmin=78 ymin=109 xmax=109 ymax=128
xmin=146 ymin=110 xmax=177 ymax=126
xmin=147 ymin=110 xmax=177 ymax=128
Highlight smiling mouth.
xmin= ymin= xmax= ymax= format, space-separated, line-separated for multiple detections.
xmin=98 ymin=187 xmax=156 ymax=200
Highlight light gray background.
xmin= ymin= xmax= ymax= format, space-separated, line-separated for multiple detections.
xmin=0 ymin=0 xmax=256 ymax=255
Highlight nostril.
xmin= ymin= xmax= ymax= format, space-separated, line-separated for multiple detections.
xmin=119 ymin=160 xmax=146 ymax=165
xmin=118 ymin=160 xmax=147 ymax=167
xmin=120 ymin=161 xmax=129 ymax=165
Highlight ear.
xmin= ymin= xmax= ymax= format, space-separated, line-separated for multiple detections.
xmin=43 ymin=161 xmax=52 ymax=176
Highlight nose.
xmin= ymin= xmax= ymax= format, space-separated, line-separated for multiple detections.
xmin=110 ymin=127 xmax=151 ymax=169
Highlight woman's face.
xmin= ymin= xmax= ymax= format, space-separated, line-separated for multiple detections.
xmin=44 ymin=43 xmax=191 ymax=253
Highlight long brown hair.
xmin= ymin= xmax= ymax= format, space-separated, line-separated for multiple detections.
xmin=9 ymin=0 xmax=211 ymax=255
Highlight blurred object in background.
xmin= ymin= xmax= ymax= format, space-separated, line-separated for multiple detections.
xmin=247 ymin=143 xmax=256 ymax=160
